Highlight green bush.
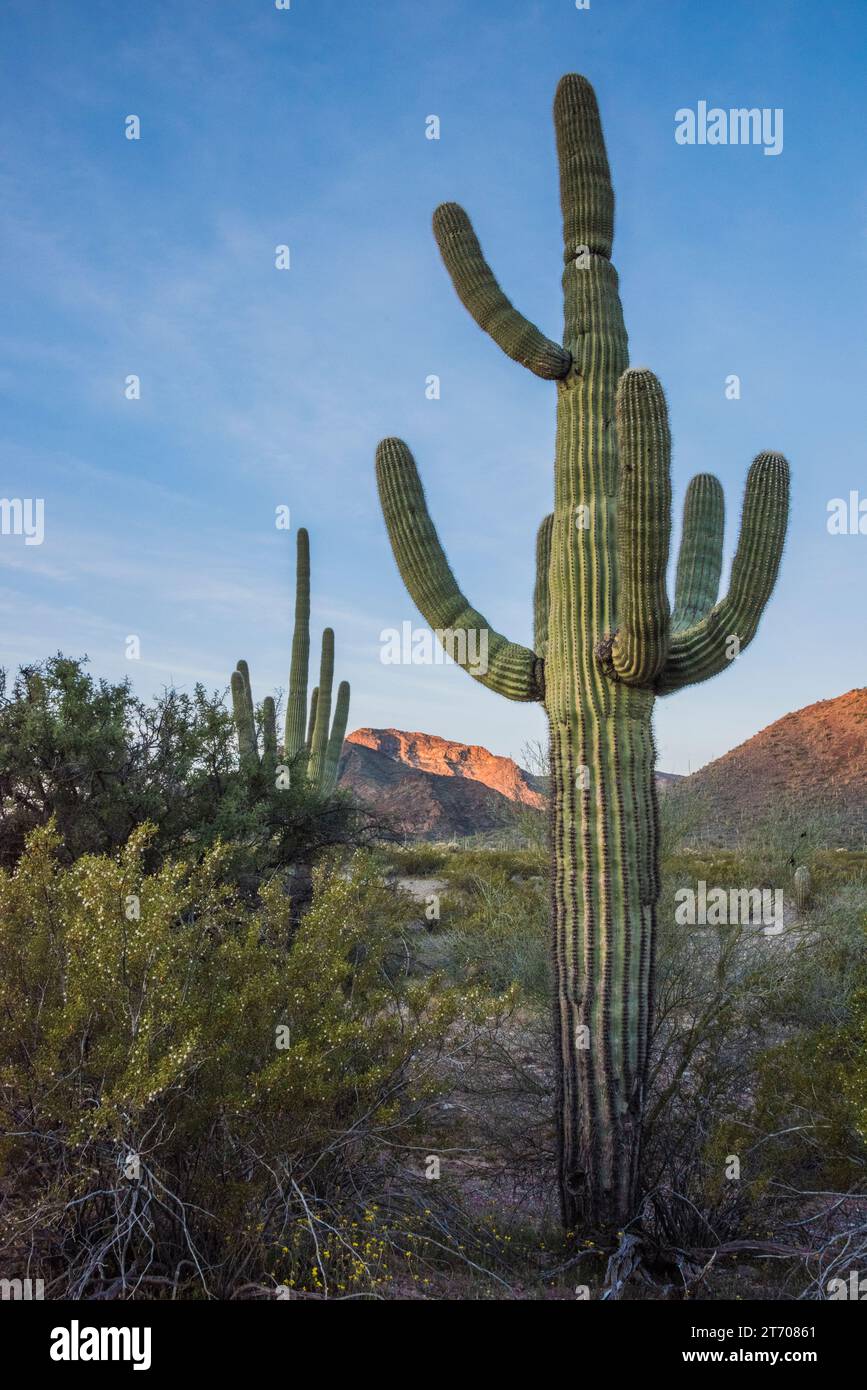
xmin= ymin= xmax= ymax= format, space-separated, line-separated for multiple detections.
xmin=386 ymin=844 xmax=449 ymax=876
xmin=439 ymin=863 xmax=549 ymax=1000
xmin=0 ymin=823 xmax=494 ymax=1298
xmin=0 ymin=655 xmax=366 ymax=888
xmin=647 ymin=828 xmax=867 ymax=1222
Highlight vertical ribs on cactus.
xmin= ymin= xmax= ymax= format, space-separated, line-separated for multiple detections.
xmin=230 ymin=527 xmax=350 ymax=797
xmin=374 ymin=74 xmax=790 ymax=1229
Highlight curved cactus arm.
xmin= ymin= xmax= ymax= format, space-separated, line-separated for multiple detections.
xmin=307 ymin=628 xmax=335 ymax=788
xmin=534 ymin=513 xmax=553 ymax=657
xmin=321 ymin=679 xmax=350 ymax=796
xmin=376 ymin=437 xmax=543 ymax=702
xmin=230 ymin=666 xmax=259 ymax=772
xmin=672 ymin=474 xmax=725 ymax=632
xmin=608 ymin=369 xmax=672 ymax=686
xmin=432 ymin=202 xmax=571 ymax=380
xmin=655 ymin=452 xmax=789 ymax=695
xmin=284 ymin=528 xmax=311 ymax=759
xmin=305 ymin=686 xmax=318 ymax=753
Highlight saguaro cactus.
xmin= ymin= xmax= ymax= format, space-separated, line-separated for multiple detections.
xmin=230 ymin=658 xmax=277 ymax=780
xmin=375 ymin=75 xmax=789 ymax=1228
xmin=794 ymin=864 xmax=812 ymax=914
xmin=231 ymin=528 xmax=350 ymax=796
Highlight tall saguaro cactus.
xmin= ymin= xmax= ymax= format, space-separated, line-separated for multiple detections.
xmin=375 ymin=75 xmax=789 ymax=1228
xmin=231 ymin=528 xmax=350 ymax=796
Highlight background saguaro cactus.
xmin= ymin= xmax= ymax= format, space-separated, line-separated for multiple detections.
xmin=794 ymin=864 xmax=812 ymax=914
xmin=231 ymin=528 xmax=350 ymax=797
xmin=375 ymin=74 xmax=789 ymax=1228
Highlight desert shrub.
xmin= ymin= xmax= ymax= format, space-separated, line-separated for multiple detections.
xmin=0 ymin=823 xmax=495 ymax=1298
xmin=712 ymin=882 xmax=867 ymax=1195
xmin=384 ymin=841 xmax=547 ymax=884
xmin=734 ymin=1025 xmax=866 ymax=1193
xmin=645 ymin=806 xmax=867 ymax=1242
xmin=0 ymin=656 xmax=235 ymax=866
xmin=0 ymin=655 xmax=367 ymax=886
xmin=439 ymin=864 xmax=549 ymax=1000
xmin=441 ymin=847 xmax=545 ymax=894
xmin=737 ymin=804 xmax=864 ymax=878
xmin=386 ymin=843 xmax=449 ymax=876
xmin=845 ymin=983 xmax=867 ymax=1148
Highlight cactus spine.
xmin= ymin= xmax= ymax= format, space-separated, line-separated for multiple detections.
xmin=794 ymin=865 xmax=812 ymax=914
xmin=231 ymin=528 xmax=350 ymax=796
xmin=374 ymin=75 xmax=790 ymax=1228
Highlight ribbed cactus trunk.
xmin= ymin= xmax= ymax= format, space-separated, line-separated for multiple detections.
xmin=548 ymin=696 xmax=658 ymax=1227
xmin=546 ymin=226 xmax=637 ymax=1218
xmin=375 ymin=75 xmax=789 ymax=1230
xmin=546 ymin=212 xmax=664 ymax=1217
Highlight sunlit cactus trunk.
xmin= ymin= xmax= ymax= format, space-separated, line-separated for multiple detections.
xmin=375 ymin=75 xmax=789 ymax=1228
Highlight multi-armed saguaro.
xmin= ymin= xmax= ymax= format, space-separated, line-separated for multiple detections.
xmin=231 ymin=527 xmax=350 ymax=797
xmin=375 ymin=75 xmax=789 ymax=1228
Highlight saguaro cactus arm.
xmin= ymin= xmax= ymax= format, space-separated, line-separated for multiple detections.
xmin=262 ymin=696 xmax=277 ymax=768
xmin=285 ymin=528 xmax=311 ymax=759
xmin=307 ymin=628 xmax=335 ymax=788
xmin=376 ymin=437 xmax=543 ymax=702
xmin=432 ymin=203 xmax=571 ymax=380
xmin=305 ymin=687 xmax=318 ymax=752
xmin=655 ymin=452 xmax=789 ymax=694
xmin=231 ymin=665 xmax=260 ymax=773
xmin=672 ymin=474 xmax=725 ymax=632
xmin=321 ymin=679 xmax=350 ymax=796
xmin=608 ymin=369 xmax=672 ymax=686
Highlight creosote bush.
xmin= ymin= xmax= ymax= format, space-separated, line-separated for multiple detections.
xmin=439 ymin=865 xmax=550 ymax=1001
xmin=641 ymin=805 xmax=867 ymax=1256
xmin=0 ymin=823 xmax=498 ymax=1299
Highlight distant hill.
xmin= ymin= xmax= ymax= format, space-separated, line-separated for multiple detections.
xmin=338 ymin=727 xmax=681 ymax=841
xmin=346 ymin=728 xmax=544 ymax=803
xmin=679 ymin=688 xmax=867 ymax=842
xmin=338 ymin=739 xmax=519 ymax=840
xmin=337 ymin=692 xmax=867 ymax=844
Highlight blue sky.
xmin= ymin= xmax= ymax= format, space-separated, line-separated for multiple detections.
xmin=0 ymin=0 xmax=864 ymax=774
